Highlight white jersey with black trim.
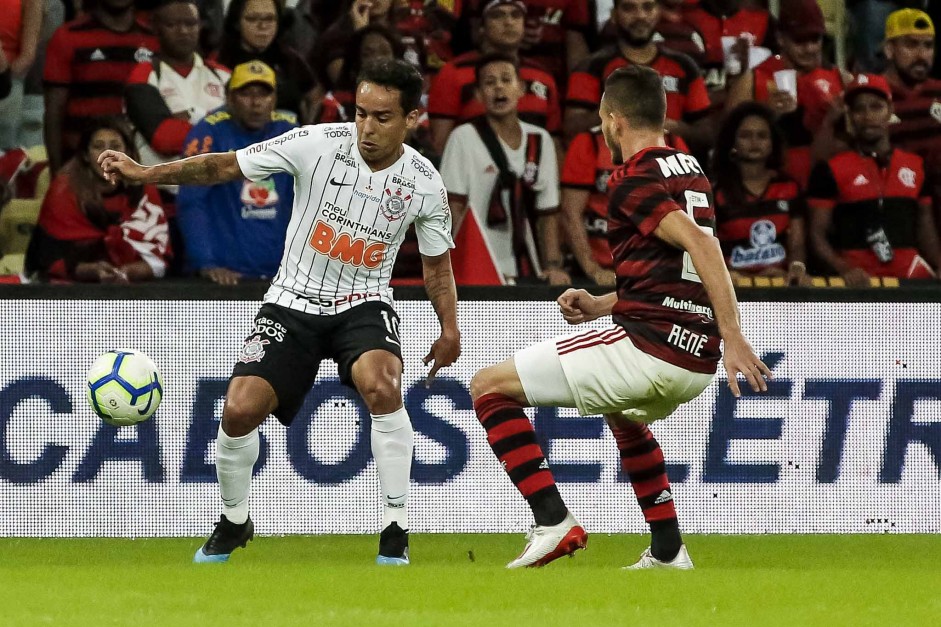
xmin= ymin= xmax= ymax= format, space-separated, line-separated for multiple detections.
xmin=235 ymin=122 xmax=454 ymax=315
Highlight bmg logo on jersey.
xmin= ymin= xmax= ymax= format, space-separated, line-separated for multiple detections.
xmin=309 ymin=220 xmax=386 ymax=268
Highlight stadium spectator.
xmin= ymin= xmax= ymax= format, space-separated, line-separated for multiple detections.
xmin=808 ymin=74 xmax=941 ymax=286
xmin=428 ymin=0 xmax=562 ymax=155
xmin=126 ymin=0 xmax=230 ymax=171
xmin=882 ymin=8 xmax=941 ymax=202
xmin=0 ymin=0 xmax=42 ymax=148
xmin=712 ymin=102 xmax=810 ymax=285
xmin=560 ymin=126 xmax=689 ymax=285
xmin=43 ymin=0 xmax=159 ymax=174
xmin=176 ymin=61 xmax=296 ymax=284
xmin=565 ymin=0 xmax=711 ymax=147
xmin=849 ymin=0 xmax=911 ymax=72
xmin=680 ymin=0 xmax=771 ymax=91
xmin=25 ymin=118 xmax=171 ymax=282
xmin=216 ymin=0 xmax=319 ymax=123
xmin=315 ymin=24 xmax=405 ymax=124
xmin=465 ymin=0 xmax=592 ymax=89
xmin=439 ymin=53 xmax=566 ymax=285
xmin=599 ymin=0 xmax=706 ymax=64
xmin=726 ymin=0 xmax=849 ymax=187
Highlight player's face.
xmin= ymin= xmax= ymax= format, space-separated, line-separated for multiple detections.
xmin=477 ymin=61 xmax=524 ymax=118
xmin=886 ymin=35 xmax=935 ymax=83
xmin=355 ymin=81 xmax=419 ymax=168
xmin=86 ymin=129 xmax=127 ymax=178
xmin=847 ymin=93 xmax=892 ymax=144
xmin=733 ymin=115 xmax=773 ymax=164
xmin=154 ymin=2 xmax=200 ymax=61
xmin=482 ymin=5 xmax=526 ymax=49
xmin=228 ymin=83 xmax=277 ymax=131
xmin=599 ymin=96 xmax=624 ymax=165
xmin=613 ymin=0 xmax=659 ymax=47
xmin=779 ymin=33 xmax=823 ymax=72
xmin=240 ymin=0 xmax=278 ymax=52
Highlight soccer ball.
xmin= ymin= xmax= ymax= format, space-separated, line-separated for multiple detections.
xmin=86 ymin=350 xmax=163 ymax=427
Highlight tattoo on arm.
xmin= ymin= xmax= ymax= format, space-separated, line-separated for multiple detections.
xmin=422 ymin=255 xmax=458 ymax=329
xmin=151 ymin=153 xmax=240 ymax=186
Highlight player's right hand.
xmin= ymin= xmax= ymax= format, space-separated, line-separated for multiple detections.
xmin=557 ymin=288 xmax=602 ymax=325
xmin=722 ymin=335 xmax=772 ymax=397
xmin=98 ymin=150 xmax=147 ymax=185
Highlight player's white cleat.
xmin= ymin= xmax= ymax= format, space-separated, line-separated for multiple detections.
xmin=623 ymin=544 xmax=694 ymax=570
xmin=506 ymin=512 xmax=588 ymax=569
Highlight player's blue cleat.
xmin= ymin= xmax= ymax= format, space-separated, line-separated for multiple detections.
xmin=193 ymin=515 xmax=254 ymax=564
xmin=376 ymin=522 xmax=409 ymax=565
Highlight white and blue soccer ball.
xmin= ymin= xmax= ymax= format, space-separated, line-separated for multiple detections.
xmin=86 ymin=350 xmax=163 ymax=427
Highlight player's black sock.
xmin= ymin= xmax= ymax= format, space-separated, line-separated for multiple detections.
xmin=650 ymin=519 xmax=682 ymax=562
xmin=475 ymin=393 xmax=568 ymax=527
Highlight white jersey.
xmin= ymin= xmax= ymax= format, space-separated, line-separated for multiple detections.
xmin=236 ymin=123 xmax=454 ymax=315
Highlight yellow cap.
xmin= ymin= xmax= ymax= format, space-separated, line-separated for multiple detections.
xmin=885 ymin=8 xmax=935 ymax=41
xmin=228 ymin=61 xmax=277 ymax=91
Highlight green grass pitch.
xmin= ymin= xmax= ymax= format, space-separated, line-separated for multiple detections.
xmin=1 ymin=534 xmax=938 ymax=626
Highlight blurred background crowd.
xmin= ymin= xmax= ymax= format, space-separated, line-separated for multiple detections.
xmin=1 ymin=0 xmax=940 ymax=289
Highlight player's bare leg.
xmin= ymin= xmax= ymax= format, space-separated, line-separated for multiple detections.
xmin=471 ymin=359 xmax=587 ymax=568
xmin=605 ymin=413 xmax=693 ymax=570
xmin=351 ymin=350 xmax=413 ymax=565
xmin=194 ymin=375 xmax=275 ymax=563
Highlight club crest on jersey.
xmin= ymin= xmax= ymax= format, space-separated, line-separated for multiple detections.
xmin=382 ymin=187 xmax=412 ymax=221
xmin=238 ymin=335 xmax=269 ymax=364
xmin=931 ymin=101 xmax=941 ymax=124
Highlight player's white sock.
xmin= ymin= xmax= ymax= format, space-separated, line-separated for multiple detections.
xmin=215 ymin=424 xmax=259 ymax=525
xmin=371 ymin=406 xmax=413 ymax=530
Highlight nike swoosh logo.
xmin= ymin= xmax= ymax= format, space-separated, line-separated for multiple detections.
xmin=386 ymin=494 xmax=406 ymax=501
xmin=330 ymin=177 xmax=353 ymax=187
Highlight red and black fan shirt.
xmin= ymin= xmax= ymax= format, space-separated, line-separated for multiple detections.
xmin=889 ymin=78 xmax=941 ymax=175
xmin=715 ymin=174 xmax=805 ymax=273
xmin=607 ymin=146 xmax=721 ymax=374
xmin=428 ymin=50 xmax=562 ymax=134
xmin=43 ymin=14 xmax=158 ymax=148
xmin=566 ymin=46 xmax=711 ymax=123
xmin=680 ymin=3 xmax=769 ymax=89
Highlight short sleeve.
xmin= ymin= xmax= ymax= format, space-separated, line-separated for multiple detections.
xmin=236 ymin=125 xmax=327 ymax=180
xmin=682 ymin=74 xmax=712 ymax=120
xmin=806 ymin=161 xmax=839 ymax=210
xmin=566 ymin=66 xmax=601 ymax=109
xmin=534 ymin=131 xmax=559 ymax=212
xmin=427 ymin=62 xmax=462 ymax=119
xmin=560 ymin=132 xmax=597 ymax=188
xmin=611 ymin=163 xmax=683 ymax=237
xmin=438 ymin=125 xmax=471 ymax=198
xmin=414 ymin=177 xmax=455 ymax=256
xmin=43 ymin=26 xmax=73 ymax=85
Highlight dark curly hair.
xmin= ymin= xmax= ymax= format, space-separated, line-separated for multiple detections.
xmin=712 ymin=101 xmax=784 ymax=207
xmin=356 ymin=58 xmax=424 ymax=114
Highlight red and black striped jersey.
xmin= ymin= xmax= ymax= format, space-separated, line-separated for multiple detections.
xmin=566 ymin=46 xmax=711 ymax=123
xmin=427 ymin=51 xmax=561 ymax=134
xmin=807 ymin=149 xmax=930 ymax=252
xmin=889 ymin=78 xmax=941 ymax=173
xmin=43 ymin=14 xmax=158 ymax=143
xmin=607 ymin=146 xmax=720 ymax=374
xmin=714 ymin=174 xmax=804 ymax=273
xmin=680 ymin=4 xmax=769 ymax=68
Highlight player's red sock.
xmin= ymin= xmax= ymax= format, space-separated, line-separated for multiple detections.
xmin=475 ymin=393 xmax=567 ymax=526
xmin=611 ymin=421 xmax=682 ymax=561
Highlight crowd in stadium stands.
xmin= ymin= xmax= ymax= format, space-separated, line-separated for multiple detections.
xmin=1 ymin=0 xmax=941 ymax=287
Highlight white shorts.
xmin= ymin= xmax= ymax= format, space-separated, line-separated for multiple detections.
xmin=514 ymin=325 xmax=715 ymax=421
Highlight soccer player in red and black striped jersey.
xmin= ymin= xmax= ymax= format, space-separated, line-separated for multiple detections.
xmin=43 ymin=0 xmax=159 ymax=173
xmin=472 ymin=64 xmax=770 ymax=569
xmin=564 ymin=0 xmax=711 ymax=147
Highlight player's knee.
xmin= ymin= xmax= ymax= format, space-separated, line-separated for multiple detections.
xmin=221 ymin=395 xmax=267 ymax=437
xmin=357 ymin=376 xmax=402 ymax=414
xmin=470 ymin=367 xmax=499 ymax=401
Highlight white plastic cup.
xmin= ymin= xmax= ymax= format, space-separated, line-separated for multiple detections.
xmin=722 ymin=36 xmax=742 ymax=75
xmin=773 ymin=69 xmax=798 ymax=99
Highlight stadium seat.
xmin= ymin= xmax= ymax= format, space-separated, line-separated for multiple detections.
xmin=33 ymin=166 xmax=50 ymax=200
xmin=0 ymin=198 xmax=42 ymax=255
xmin=24 ymin=144 xmax=48 ymax=164
xmin=0 ymin=253 xmax=25 ymax=275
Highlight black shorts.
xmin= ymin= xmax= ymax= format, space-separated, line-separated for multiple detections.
xmin=231 ymin=301 xmax=402 ymax=425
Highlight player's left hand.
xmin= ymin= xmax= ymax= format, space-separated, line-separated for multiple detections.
xmin=722 ymin=334 xmax=772 ymax=397
xmin=423 ymin=328 xmax=461 ymax=387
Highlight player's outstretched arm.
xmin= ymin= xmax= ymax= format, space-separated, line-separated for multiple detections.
xmin=653 ymin=210 xmax=771 ymax=397
xmin=98 ymin=150 xmax=243 ymax=187
xmin=420 ymin=251 xmax=461 ymax=386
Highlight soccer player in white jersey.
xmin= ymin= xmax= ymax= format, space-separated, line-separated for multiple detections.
xmin=99 ymin=59 xmax=461 ymax=566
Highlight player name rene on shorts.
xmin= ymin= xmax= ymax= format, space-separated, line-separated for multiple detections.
xmin=667 ymin=324 xmax=709 ymax=356
xmin=661 ymin=296 xmax=714 ymax=318
xmin=655 ymin=153 xmax=704 ymax=178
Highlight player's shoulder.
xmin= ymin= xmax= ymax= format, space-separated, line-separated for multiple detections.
xmin=404 ymin=145 xmax=444 ymax=188
xmin=632 ymin=146 xmax=706 ymax=179
xmin=309 ymin=122 xmax=356 ymax=143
